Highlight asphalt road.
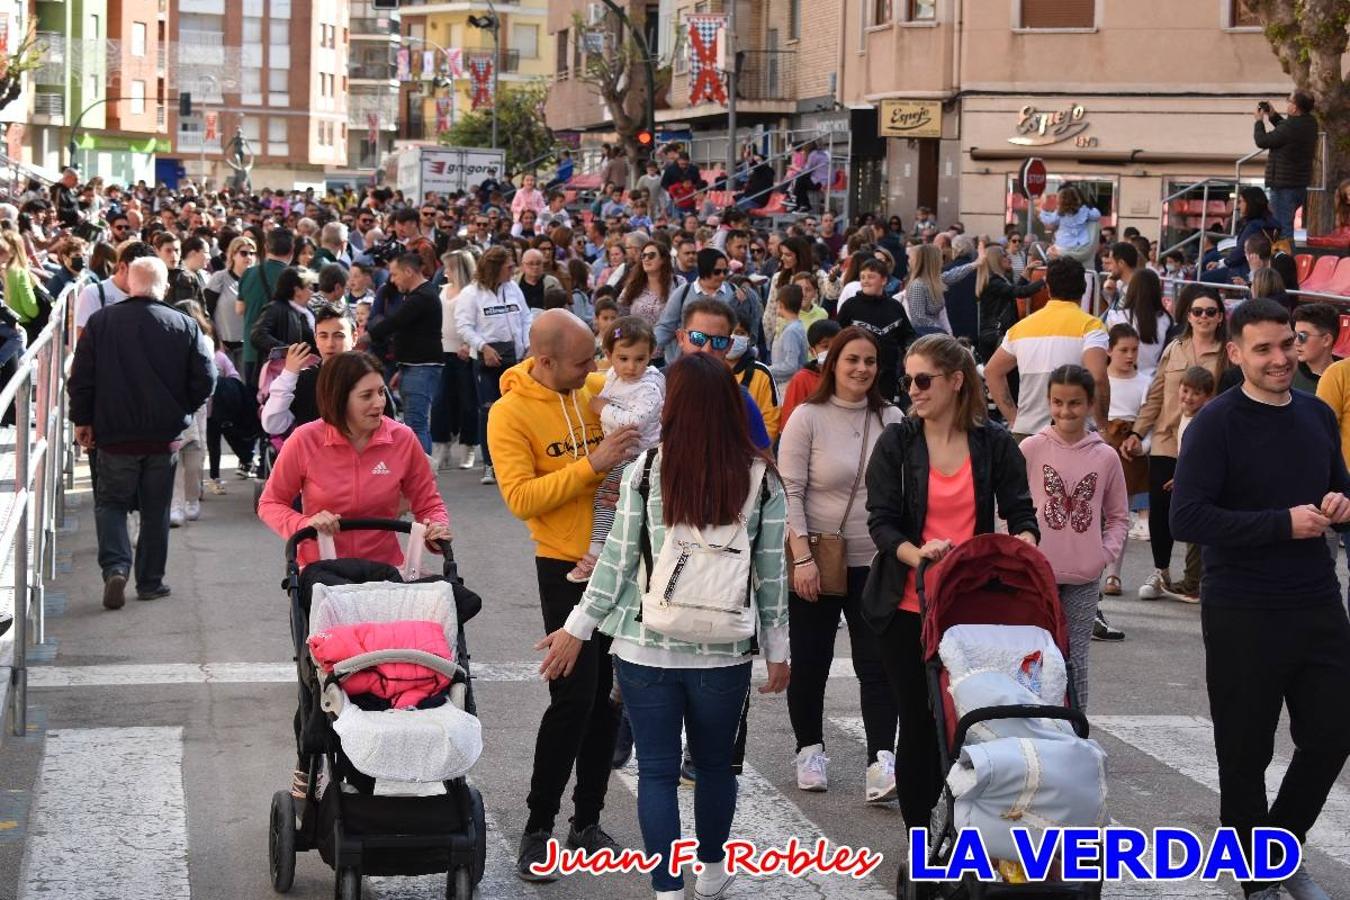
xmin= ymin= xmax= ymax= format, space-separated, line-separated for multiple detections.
xmin=1 ymin=457 xmax=1348 ymax=900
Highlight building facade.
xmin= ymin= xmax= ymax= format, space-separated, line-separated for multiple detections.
xmin=163 ymin=0 xmax=349 ymax=191
xmin=340 ymin=0 xmax=402 ymax=184
xmin=396 ymin=0 xmax=554 ymax=145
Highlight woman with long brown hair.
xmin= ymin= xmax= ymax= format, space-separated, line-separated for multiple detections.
xmin=619 ymin=240 xmax=676 ymax=366
xmin=863 ymin=333 xmax=1038 ymax=861
xmin=779 ymin=326 xmax=903 ymax=802
xmin=537 ymin=352 xmax=789 ymax=900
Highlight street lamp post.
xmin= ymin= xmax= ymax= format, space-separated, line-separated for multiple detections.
xmin=467 ymin=3 xmax=500 ymax=150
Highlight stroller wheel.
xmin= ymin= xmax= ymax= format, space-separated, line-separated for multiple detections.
xmin=336 ymin=866 xmax=361 ymax=900
xmin=468 ymin=786 xmax=487 ymax=885
xmin=445 ymin=866 xmax=472 ymax=900
xmin=268 ymin=790 xmax=296 ymax=893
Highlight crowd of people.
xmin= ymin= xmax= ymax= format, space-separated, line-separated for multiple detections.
xmin=36 ymin=133 xmax=1350 ymax=900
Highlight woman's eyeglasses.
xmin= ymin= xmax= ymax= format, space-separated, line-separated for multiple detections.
xmin=685 ymin=331 xmax=732 ymax=351
xmin=641 ymin=252 xmax=661 ymax=261
xmin=901 ymin=372 xmax=948 ymax=392
xmin=1189 ymin=306 xmax=1222 ymax=319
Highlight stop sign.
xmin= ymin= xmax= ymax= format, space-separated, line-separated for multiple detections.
xmin=1020 ymin=157 xmax=1047 ymax=197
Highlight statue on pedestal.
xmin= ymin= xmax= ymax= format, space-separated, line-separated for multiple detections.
xmin=225 ymin=127 xmax=254 ymax=193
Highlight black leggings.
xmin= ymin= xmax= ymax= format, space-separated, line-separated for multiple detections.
xmin=1148 ymin=455 xmax=1176 ymax=571
xmin=787 ymin=566 xmax=898 ymax=761
xmin=877 ymin=610 xmax=944 ymax=831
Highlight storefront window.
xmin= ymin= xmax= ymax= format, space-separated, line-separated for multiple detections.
xmin=1005 ymin=174 xmax=1117 ymax=245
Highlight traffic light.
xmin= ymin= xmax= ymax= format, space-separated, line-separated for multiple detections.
xmin=636 ymin=129 xmax=654 ymax=149
xmin=179 ymin=92 xmax=192 ymax=118
xmin=372 ymin=0 xmax=398 ymax=8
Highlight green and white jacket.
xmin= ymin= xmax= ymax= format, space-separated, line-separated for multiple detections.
xmin=563 ymin=449 xmax=790 ymax=667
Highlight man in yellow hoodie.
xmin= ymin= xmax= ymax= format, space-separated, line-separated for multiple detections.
xmin=487 ymin=308 xmax=640 ymax=880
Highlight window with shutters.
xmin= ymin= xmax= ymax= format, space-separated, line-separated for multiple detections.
xmin=1019 ymin=0 xmax=1095 ymax=29
xmin=556 ymin=28 xmax=569 ymax=76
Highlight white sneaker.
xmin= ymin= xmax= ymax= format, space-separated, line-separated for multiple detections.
xmin=1128 ymin=518 xmax=1151 ymax=542
xmin=694 ymin=864 xmax=735 ymax=900
xmin=657 ymin=892 xmax=685 ymax=900
xmin=795 ymin=743 xmax=829 ymax=792
xmin=480 ymin=465 xmax=496 ymax=485
xmin=1138 ymin=570 xmax=1169 ymax=600
xmin=865 ymin=750 xmax=897 ymax=804
xmin=459 ymin=444 xmax=477 ymax=470
xmin=185 ymin=500 xmax=201 ymax=522
xmin=169 ymin=502 xmax=185 ymax=528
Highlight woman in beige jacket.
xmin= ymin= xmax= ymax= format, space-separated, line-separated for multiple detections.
xmin=1120 ymin=285 xmax=1228 ymax=601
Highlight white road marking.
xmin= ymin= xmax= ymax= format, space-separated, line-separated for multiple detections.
xmin=615 ymin=761 xmax=894 ymax=899
xmin=367 ymin=806 xmax=535 ymax=900
xmin=827 ymin=716 xmax=1232 ymax=898
xmin=18 ymin=727 xmax=189 ymax=900
xmin=27 ymin=658 xmax=859 ymax=688
xmin=1096 ymin=715 xmax=1350 ymax=872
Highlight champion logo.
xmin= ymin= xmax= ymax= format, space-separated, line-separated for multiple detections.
xmin=371 ymin=461 xmax=391 ymax=476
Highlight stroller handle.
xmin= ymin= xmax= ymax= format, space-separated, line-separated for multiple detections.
xmin=285 ymin=517 xmax=458 ymax=580
xmin=952 ymin=703 xmax=1091 ymax=750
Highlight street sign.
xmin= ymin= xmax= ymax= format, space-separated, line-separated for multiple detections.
xmin=1019 ymin=157 xmax=1047 ymax=197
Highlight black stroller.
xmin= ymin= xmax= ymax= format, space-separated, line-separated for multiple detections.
xmin=269 ymin=519 xmax=487 ymax=900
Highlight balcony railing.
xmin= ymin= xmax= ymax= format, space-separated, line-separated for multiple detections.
xmin=499 ymin=48 xmax=521 ymax=73
xmin=735 ymin=50 xmax=796 ymax=102
xmin=350 ymin=16 xmax=399 ymax=36
xmin=350 ymin=63 xmax=395 ymax=80
xmin=34 ymin=92 xmax=64 ymax=118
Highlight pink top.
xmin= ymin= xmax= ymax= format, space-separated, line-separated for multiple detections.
xmin=257 ymin=417 xmax=448 ymax=568
xmin=511 ymin=187 xmax=546 ymax=223
xmin=901 ymin=457 xmax=976 ymax=614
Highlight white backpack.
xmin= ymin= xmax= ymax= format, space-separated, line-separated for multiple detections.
xmin=635 ymin=449 xmax=768 ymax=645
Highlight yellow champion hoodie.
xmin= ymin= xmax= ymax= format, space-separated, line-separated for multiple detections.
xmin=487 ymin=359 xmax=608 ymax=562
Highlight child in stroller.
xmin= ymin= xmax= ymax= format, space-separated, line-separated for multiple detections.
xmin=270 ymin=518 xmax=487 ymax=900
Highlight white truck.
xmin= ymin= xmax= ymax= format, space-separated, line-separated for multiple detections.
xmin=394 ymin=145 xmax=507 ymax=201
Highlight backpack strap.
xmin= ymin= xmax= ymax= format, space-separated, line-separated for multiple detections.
xmin=636 ymin=449 xmax=658 ymax=604
xmin=96 ymin=281 xmax=107 ymax=309
xmin=739 ymin=363 xmax=754 ymax=388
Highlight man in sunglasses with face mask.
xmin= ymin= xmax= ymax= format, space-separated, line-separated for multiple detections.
xmin=655 ymin=247 xmax=738 ymax=362
xmin=676 ymin=298 xmax=771 ymax=451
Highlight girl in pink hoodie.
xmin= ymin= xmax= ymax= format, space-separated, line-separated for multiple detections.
xmin=1020 ymin=364 xmax=1129 ymax=709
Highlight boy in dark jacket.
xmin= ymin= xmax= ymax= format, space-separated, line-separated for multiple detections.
xmin=367 ymin=253 xmax=443 ymax=453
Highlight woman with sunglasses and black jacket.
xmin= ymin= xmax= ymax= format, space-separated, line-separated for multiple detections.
xmin=862 ymin=334 xmax=1038 ymax=891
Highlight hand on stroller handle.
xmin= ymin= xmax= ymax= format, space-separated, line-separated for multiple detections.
xmin=285 ymin=517 xmax=455 ymax=565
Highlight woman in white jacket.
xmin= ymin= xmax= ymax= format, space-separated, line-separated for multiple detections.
xmin=430 ymin=249 xmax=482 ymax=471
xmin=453 ymin=245 xmax=531 ymax=485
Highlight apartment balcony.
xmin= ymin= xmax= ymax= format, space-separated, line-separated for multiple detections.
xmin=735 ymin=50 xmax=796 ymax=102
xmin=350 ymin=63 xmax=397 ymax=82
xmin=499 ymin=49 xmax=521 ymax=74
xmin=351 ymin=16 xmax=399 ymax=39
xmin=35 ymin=32 xmax=65 ymax=86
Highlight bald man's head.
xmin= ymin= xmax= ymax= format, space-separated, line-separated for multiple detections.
xmin=530 ymin=309 xmax=597 ymax=392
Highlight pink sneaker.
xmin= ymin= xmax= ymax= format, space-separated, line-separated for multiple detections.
xmin=565 ymin=554 xmax=597 ymax=583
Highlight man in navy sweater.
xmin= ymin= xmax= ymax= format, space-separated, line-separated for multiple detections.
xmin=1172 ymin=298 xmax=1350 ymax=900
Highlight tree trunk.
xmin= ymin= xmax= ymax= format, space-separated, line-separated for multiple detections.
xmin=1308 ymin=93 xmax=1350 ymax=234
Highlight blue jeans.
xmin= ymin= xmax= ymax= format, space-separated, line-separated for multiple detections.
xmin=1269 ymin=186 xmax=1307 ymax=239
xmin=474 ymin=360 xmax=506 ymax=468
xmin=398 ymin=364 xmax=442 ymax=453
xmin=613 ymin=657 xmax=751 ymax=892
xmin=94 ymin=450 xmax=177 ymax=592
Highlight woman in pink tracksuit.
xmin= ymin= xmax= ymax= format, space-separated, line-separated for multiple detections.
xmin=258 ymin=351 xmax=449 ymax=568
xmin=1020 ymin=364 xmax=1129 ymax=709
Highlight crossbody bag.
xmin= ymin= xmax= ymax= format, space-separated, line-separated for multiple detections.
xmin=786 ymin=411 xmax=873 ymax=597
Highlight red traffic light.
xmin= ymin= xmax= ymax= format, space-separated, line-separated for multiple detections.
xmin=636 ymin=130 xmax=654 ymax=147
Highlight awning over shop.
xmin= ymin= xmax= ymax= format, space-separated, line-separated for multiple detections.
xmin=74 ymin=134 xmax=172 ymax=154
xmin=969 ymin=147 xmax=1251 ymax=166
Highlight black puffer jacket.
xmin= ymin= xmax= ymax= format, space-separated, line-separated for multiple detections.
xmin=861 ymin=417 xmax=1039 ymax=635
xmin=1255 ymin=113 xmax=1318 ymax=189
xmin=251 ymin=299 xmax=316 ymax=359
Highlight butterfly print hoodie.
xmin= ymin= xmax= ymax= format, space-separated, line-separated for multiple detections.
xmin=1021 ymin=426 xmax=1130 ymax=585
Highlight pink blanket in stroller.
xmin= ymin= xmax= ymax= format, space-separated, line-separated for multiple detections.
xmin=308 ymin=620 xmax=454 ymax=708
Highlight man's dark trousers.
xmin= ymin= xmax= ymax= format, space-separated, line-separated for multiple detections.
xmin=94 ymin=450 xmax=176 ymax=592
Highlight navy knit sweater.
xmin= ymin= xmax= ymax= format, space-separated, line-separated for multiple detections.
xmin=1171 ymin=387 xmax=1350 ymax=609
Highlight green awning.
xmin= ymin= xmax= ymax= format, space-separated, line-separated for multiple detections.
xmin=74 ymin=134 xmax=172 ymax=153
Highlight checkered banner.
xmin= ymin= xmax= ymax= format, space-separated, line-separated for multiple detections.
xmin=466 ymin=53 xmax=494 ymax=109
xmin=435 ymin=96 xmax=451 ymax=133
xmin=687 ymin=15 xmax=728 ymax=106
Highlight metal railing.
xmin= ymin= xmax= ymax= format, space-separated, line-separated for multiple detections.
xmin=735 ymin=50 xmax=797 ymax=102
xmin=498 ymin=48 xmax=521 ymax=74
xmin=3 ymin=288 xmax=76 ymax=739
xmin=34 ymin=92 xmax=65 ymax=118
xmin=350 ymin=63 xmax=396 ymax=80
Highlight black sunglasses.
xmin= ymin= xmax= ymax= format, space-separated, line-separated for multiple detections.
xmin=1189 ymin=306 xmax=1222 ymax=319
xmin=901 ymin=372 xmax=948 ymax=392
xmin=686 ymin=330 xmax=731 ymax=351
xmin=641 ymin=251 xmax=661 ymax=261
xmin=711 ymin=267 xmax=729 ymax=276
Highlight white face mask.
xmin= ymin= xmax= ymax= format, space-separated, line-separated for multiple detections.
xmin=816 ymin=350 xmax=829 ymax=365
xmin=727 ymin=334 xmax=750 ymax=360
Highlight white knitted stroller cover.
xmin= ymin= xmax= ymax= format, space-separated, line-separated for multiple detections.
xmin=310 ymin=581 xmax=482 ymax=782
xmin=939 ymin=624 xmax=1107 ymax=862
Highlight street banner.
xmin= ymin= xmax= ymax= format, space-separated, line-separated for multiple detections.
xmin=396 ymin=47 xmax=411 ymax=82
xmin=422 ymin=50 xmax=436 ymax=80
xmin=367 ymin=113 xmax=378 ymax=145
xmin=435 ymin=96 xmax=451 ymax=133
xmin=204 ymin=111 xmax=219 ymax=142
xmin=687 ymin=15 xmax=728 ymax=106
xmin=466 ymin=54 xmax=494 ymax=109
xmin=446 ymin=48 xmax=464 ymax=78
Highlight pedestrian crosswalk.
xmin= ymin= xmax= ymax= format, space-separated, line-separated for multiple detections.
xmin=16 ymin=697 xmax=1350 ymax=898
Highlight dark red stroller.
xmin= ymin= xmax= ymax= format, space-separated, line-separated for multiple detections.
xmin=896 ymin=533 xmax=1101 ymax=899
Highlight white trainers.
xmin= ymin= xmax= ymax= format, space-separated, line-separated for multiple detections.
xmin=865 ymin=750 xmax=897 ymax=804
xmin=480 ymin=465 xmax=496 ymax=485
xmin=1127 ymin=516 xmax=1151 ymax=542
xmin=1138 ymin=570 xmax=1169 ymax=600
xmin=185 ymin=500 xmax=201 ymax=522
xmin=459 ymin=444 xmax=477 ymax=470
xmin=169 ymin=502 xmax=185 ymax=528
xmin=694 ymin=864 xmax=736 ymax=900
xmin=795 ymin=744 xmax=829 ymax=792
xmin=429 ymin=442 xmax=451 ymax=471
